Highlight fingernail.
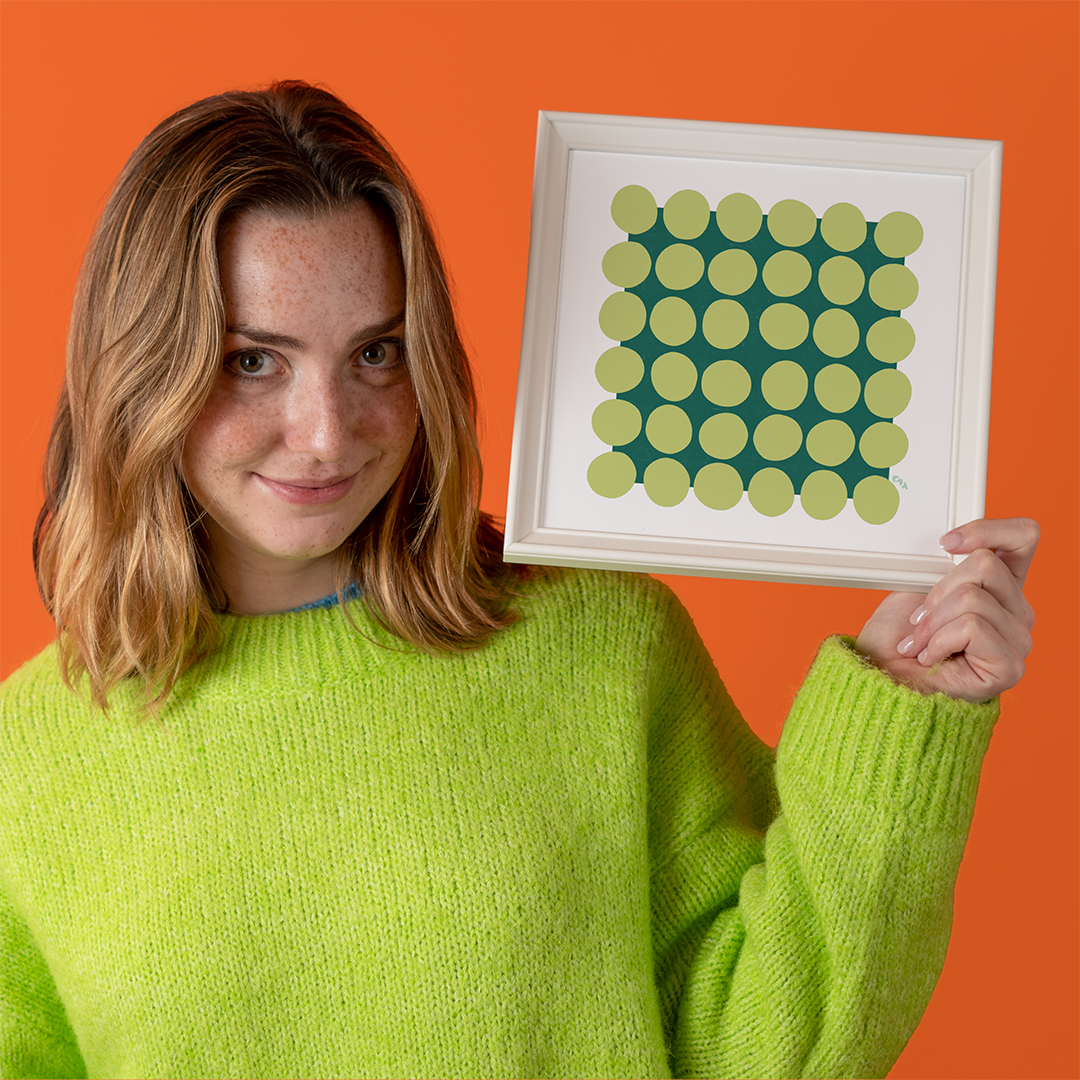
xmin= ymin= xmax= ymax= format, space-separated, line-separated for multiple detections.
xmin=910 ymin=605 xmax=928 ymax=626
xmin=917 ymin=648 xmax=929 ymax=665
xmin=940 ymin=530 xmax=962 ymax=551
xmin=898 ymin=635 xmax=915 ymax=655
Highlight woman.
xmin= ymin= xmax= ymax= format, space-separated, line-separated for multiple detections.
xmin=0 ymin=81 xmax=1037 ymax=1079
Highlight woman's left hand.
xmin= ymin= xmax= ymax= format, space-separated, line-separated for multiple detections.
xmin=854 ymin=517 xmax=1038 ymax=702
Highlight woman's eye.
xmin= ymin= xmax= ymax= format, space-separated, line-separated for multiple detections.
xmin=359 ymin=340 xmax=401 ymax=367
xmin=226 ymin=348 xmax=277 ymax=379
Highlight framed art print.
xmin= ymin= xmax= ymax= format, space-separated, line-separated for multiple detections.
xmin=504 ymin=112 xmax=1002 ymax=591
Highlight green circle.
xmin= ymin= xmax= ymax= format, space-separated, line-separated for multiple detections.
xmin=610 ymin=185 xmax=657 ymax=234
xmin=599 ymin=291 xmax=647 ymax=341
xmin=715 ymin=192 xmax=762 ymax=242
xmin=806 ymin=419 xmax=855 ymax=466
xmin=874 ymin=211 xmax=924 ymax=258
xmin=646 ymin=404 xmax=693 ymax=454
xmin=654 ymin=243 xmax=704 ymax=290
xmin=663 ymin=189 xmax=710 ymax=240
xmin=694 ymin=463 xmax=743 ymax=510
xmin=800 ymin=470 xmax=848 ymax=520
xmin=650 ymin=296 xmax=697 ymax=347
xmin=587 ymin=452 xmax=636 ymax=498
xmin=818 ymin=256 xmax=865 ymax=305
xmin=814 ymin=364 xmax=861 ymax=413
xmin=869 ymin=264 xmax=919 ymax=311
xmin=860 ymin=421 xmax=909 ymax=468
xmin=699 ymin=412 xmax=748 ymax=459
xmin=759 ymin=303 xmax=809 ymax=350
xmin=644 ymin=458 xmax=690 ymax=506
xmin=748 ymin=468 xmax=795 ymax=516
xmin=707 ymin=248 xmax=757 ymax=295
xmin=761 ymin=360 xmax=808 ymax=410
xmin=701 ymin=359 xmax=751 ymax=406
xmin=762 ymin=250 xmax=812 ymax=297
xmin=767 ymin=199 xmax=817 ymax=247
xmin=702 ymin=300 xmax=750 ymax=350
xmin=753 ymin=414 xmax=803 ymax=461
xmin=591 ymin=398 xmax=642 ymax=446
xmin=853 ymin=475 xmax=900 ymax=524
xmin=866 ymin=317 xmax=916 ymax=364
xmin=595 ymin=347 xmax=645 ymax=393
xmin=651 ymin=351 xmax=697 ymax=401
xmin=813 ymin=308 xmax=860 ymax=358
xmin=602 ymin=241 xmax=652 ymax=288
xmin=820 ymin=202 xmax=867 ymax=252
xmin=864 ymin=369 xmax=912 ymax=418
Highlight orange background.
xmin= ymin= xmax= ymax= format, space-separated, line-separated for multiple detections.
xmin=1 ymin=2 xmax=1076 ymax=1076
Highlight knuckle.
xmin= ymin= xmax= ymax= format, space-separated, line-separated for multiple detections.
xmin=955 ymin=580 xmax=983 ymax=606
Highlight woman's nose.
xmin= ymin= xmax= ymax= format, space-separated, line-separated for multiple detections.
xmin=284 ymin=372 xmax=352 ymax=462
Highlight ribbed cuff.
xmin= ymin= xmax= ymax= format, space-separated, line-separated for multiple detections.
xmin=777 ymin=635 xmax=999 ymax=837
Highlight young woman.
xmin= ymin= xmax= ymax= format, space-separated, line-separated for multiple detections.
xmin=0 ymin=82 xmax=1037 ymax=1079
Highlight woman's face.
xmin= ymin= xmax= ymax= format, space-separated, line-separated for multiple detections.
xmin=181 ymin=202 xmax=417 ymax=612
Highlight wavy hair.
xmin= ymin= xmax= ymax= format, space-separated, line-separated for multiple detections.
xmin=33 ymin=81 xmax=521 ymax=709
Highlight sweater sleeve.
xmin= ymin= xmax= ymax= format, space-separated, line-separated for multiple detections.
xmin=647 ymin=619 xmax=997 ymax=1080
xmin=0 ymin=884 xmax=87 ymax=1079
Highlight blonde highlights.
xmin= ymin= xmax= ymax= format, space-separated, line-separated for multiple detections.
xmin=34 ymin=81 xmax=520 ymax=709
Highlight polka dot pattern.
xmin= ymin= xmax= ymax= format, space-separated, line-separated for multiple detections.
xmin=820 ymin=202 xmax=867 ymax=252
xmin=814 ymin=364 xmax=861 ymax=413
xmin=651 ymin=351 xmax=698 ymax=401
xmin=761 ymin=361 xmax=808 ymax=411
xmin=702 ymin=360 xmax=751 ymax=407
xmin=650 ymin=296 xmax=697 ymax=347
xmin=646 ymin=404 xmax=693 ymax=454
xmin=599 ymin=291 xmax=646 ymax=341
xmin=708 ymin=249 xmax=757 ymax=295
xmin=763 ymin=251 xmax=812 ymax=297
xmin=610 ymin=185 xmax=657 ymax=234
xmin=715 ymin=193 xmax=762 ymax=242
xmin=800 ymin=470 xmax=848 ymax=520
xmin=595 ymin=347 xmax=644 ymax=393
xmin=589 ymin=186 xmax=919 ymax=519
xmin=699 ymin=413 xmax=748 ymax=459
xmin=588 ymin=452 xmax=637 ymax=498
xmin=702 ymin=300 xmax=750 ymax=350
xmin=663 ymin=189 xmax=710 ymax=240
xmin=644 ymin=458 xmax=690 ymax=506
xmin=694 ymin=463 xmax=743 ymax=510
xmin=602 ymin=241 xmax=651 ymax=288
xmin=655 ymin=244 xmax=704 ymax=290
xmin=818 ymin=256 xmax=864 ymax=305
xmin=767 ymin=199 xmax=817 ymax=247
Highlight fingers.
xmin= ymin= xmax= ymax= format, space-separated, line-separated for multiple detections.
xmin=907 ymin=612 xmax=1025 ymax=701
xmin=900 ymin=578 xmax=1032 ymax=669
xmin=915 ymin=546 xmax=1035 ymax=633
xmin=940 ymin=517 xmax=1040 ymax=587
xmin=890 ymin=518 xmax=1038 ymax=701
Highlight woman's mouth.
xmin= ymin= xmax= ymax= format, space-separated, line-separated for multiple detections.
xmin=254 ymin=473 xmax=357 ymax=505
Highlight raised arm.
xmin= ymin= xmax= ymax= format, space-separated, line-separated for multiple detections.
xmin=651 ymin=519 xmax=1039 ymax=1078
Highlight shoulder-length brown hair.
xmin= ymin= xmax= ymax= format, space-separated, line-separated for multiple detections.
xmin=34 ymin=80 xmax=520 ymax=709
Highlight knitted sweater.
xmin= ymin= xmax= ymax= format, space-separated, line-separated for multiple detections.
xmin=0 ymin=569 xmax=997 ymax=1080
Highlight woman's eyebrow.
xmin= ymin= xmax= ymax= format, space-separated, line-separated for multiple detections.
xmin=226 ymin=312 xmax=406 ymax=351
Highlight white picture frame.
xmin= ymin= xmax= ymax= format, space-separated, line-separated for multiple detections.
xmin=504 ymin=111 xmax=1001 ymax=591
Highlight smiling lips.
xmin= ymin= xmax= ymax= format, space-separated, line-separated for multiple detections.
xmin=255 ymin=472 xmax=358 ymax=505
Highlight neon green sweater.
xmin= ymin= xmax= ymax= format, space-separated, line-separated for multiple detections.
xmin=0 ymin=570 xmax=996 ymax=1079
